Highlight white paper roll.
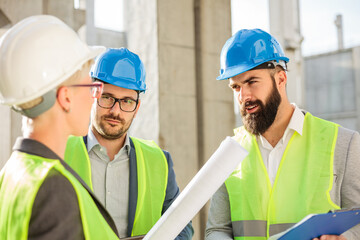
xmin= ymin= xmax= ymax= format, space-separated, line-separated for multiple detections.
xmin=143 ymin=136 xmax=248 ymax=240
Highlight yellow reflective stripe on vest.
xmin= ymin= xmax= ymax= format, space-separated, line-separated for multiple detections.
xmin=65 ymin=135 xmax=93 ymax=190
xmin=0 ymin=152 xmax=118 ymax=240
xmin=226 ymin=113 xmax=340 ymax=239
xmin=131 ymin=137 xmax=168 ymax=236
xmin=232 ymin=220 xmax=267 ymax=237
xmin=269 ymin=223 xmax=295 ymax=236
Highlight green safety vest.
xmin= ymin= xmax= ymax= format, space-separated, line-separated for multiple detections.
xmin=225 ymin=112 xmax=340 ymax=240
xmin=0 ymin=151 xmax=119 ymax=240
xmin=65 ymin=136 xmax=168 ymax=236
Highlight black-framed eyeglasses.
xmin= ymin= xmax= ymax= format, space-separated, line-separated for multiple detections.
xmin=67 ymin=82 xmax=104 ymax=99
xmin=97 ymin=94 xmax=139 ymax=112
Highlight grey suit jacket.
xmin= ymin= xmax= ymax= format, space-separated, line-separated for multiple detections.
xmin=205 ymin=126 xmax=360 ymax=240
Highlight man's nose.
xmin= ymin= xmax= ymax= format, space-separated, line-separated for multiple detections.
xmin=238 ymin=86 xmax=251 ymax=104
xmin=110 ymin=100 xmax=122 ymax=114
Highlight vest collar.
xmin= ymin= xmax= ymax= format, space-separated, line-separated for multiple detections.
xmin=13 ymin=137 xmax=61 ymax=160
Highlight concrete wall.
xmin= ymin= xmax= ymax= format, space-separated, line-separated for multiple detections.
xmin=0 ymin=0 xmax=42 ymax=23
xmin=193 ymin=1 xmax=234 ymax=237
xmin=269 ymin=0 xmax=304 ymax=107
xmin=123 ymin=1 xmax=234 ymax=238
xmin=0 ymin=105 xmax=11 ymax=168
xmin=354 ymin=47 xmax=360 ymax=131
xmin=304 ymin=46 xmax=360 ymax=131
xmin=0 ymin=0 xmax=84 ymax=28
xmin=44 ymin=0 xmax=85 ymax=31
xmin=125 ymin=0 xmax=159 ymax=142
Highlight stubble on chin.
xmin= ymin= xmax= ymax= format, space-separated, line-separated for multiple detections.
xmin=97 ymin=121 xmax=125 ymax=140
xmin=94 ymin=114 xmax=133 ymax=140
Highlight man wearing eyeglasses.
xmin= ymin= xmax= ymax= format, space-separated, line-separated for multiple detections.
xmin=0 ymin=15 xmax=119 ymax=239
xmin=65 ymin=48 xmax=194 ymax=240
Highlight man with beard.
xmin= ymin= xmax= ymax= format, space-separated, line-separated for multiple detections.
xmin=65 ymin=48 xmax=194 ymax=239
xmin=205 ymin=29 xmax=360 ymax=240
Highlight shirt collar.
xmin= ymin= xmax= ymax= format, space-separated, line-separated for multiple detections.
xmin=276 ymin=104 xmax=305 ymax=145
xmin=87 ymin=128 xmax=131 ymax=156
xmin=286 ymin=104 xmax=304 ymax=136
xmin=87 ymin=128 xmax=99 ymax=151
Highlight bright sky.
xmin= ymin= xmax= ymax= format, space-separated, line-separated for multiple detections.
xmin=231 ymin=0 xmax=360 ymax=56
xmin=94 ymin=0 xmax=124 ymax=32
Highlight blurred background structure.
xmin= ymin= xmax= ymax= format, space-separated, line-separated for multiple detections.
xmin=0 ymin=0 xmax=359 ymax=239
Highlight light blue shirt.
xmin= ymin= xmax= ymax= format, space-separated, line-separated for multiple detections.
xmin=87 ymin=130 xmax=131 ymax=238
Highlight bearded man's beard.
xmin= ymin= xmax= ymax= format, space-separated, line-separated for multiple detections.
xmin=240 ymin=77 xmax=281 ymax=135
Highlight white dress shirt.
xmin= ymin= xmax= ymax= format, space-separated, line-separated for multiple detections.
xmin=87 ymin=130 xmax=130 ymax=238
xmin=256 ymin=105 xmax=304 ymax=185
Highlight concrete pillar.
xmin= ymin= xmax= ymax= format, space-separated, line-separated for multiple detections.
xmin=0 ymin=0 xmax=42 ymax=24
xmin=0 ymin=8 xmax=11 ymax=27
xmin=195 ymin=0 xmax=233 ymax=165
xmin=123 ymin=0 xmax=159 ymax=142
xmin=353 ymin=47 xmax=360 ymax=130
xmin=0 ymin=106 xmax=11 ymax=168
xmin=45 ymin=0 xmax=86 ymax=31
xmin=269 ymin=0 xmax=305 ymax=108
xmin=124 ymin=0 xmax=200 ymax=236
xmin=124 ymin=0 xmax=233 ymax=239
xmin=194 ymin=0 xmax=234 ymax=237
xmin=334 ymin=14 xmax=344 ymax=51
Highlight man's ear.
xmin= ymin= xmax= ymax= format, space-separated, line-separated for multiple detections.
xmin=277 ymin=70 xmax=287 ymax=89
xmin=56 ymin=87 xmax=71 ymax=112
xmin=133 ymin=100 xmax=141 ymax=118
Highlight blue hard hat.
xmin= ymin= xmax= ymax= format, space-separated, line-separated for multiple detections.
xmin=217 ymin=29 xmax=289 ymax=80
xmin=90 ymin=48 xmax=146 ymax=92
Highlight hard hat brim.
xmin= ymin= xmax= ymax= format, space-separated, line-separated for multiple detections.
xmin=216 ymin=56 xmax=289 ymax=80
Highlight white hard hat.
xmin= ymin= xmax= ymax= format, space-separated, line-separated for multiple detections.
xmin=0 ymin=15 xmax=105 ymax=106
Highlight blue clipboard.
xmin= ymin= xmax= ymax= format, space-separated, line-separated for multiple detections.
xmin=270 ymin=208 xmax=360 ymax=240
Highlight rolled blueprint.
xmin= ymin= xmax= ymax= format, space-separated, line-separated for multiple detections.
xmin=143 ymin=136 xmax=248 ymax=240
